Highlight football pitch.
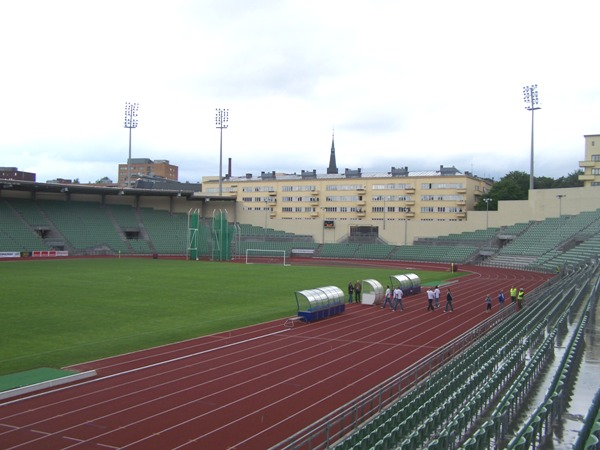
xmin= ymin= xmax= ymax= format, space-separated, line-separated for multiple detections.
xmin=0 ymin=258 xmax=460 ymax=376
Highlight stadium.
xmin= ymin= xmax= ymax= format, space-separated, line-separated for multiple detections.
xmin=1 ymin=138 xmax=599 ymax=449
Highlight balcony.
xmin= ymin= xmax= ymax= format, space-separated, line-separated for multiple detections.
xmin=357 ymin=200 xmax=366 ymax=206
xmin=357 ymin=211 xmax=366 ymax=217
xmin=405 ymin=212 xmax=415 ymax=217
xmin=268 ymin=191 xmax=277 ymax=196
xmin=579 ymin=160 xmax=595 ymax=168
xmin=357 ymin=187 xmax=366 ymax=194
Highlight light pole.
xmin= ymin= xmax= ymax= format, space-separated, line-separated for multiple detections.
xmin=215 ymin=108 xmax=228 ymax=197
xmin=383 ymin=195 xmax=387 ymax=230
xmin=523 ymin=85 xmax=540 ymax=191
xmin=264 ymin=200 xmax=269 ymax=236
xmin=557 ymin=194 xmax=566 ymax=239
xmin=124 ymin=102 xmax=139 ymax=187
xmin=556 ymin=194 xmax=566 ymax=217
xmin=483 ymin=198 xmax=492 ymax=229
xmin=321 ymin=207 xmax=326 ymax=244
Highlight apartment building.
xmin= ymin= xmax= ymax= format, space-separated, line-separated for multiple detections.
xmin=202 ymin=165 xmax=492 ymax=224
xmin=579 ymin=134 xmax=600 ymax=187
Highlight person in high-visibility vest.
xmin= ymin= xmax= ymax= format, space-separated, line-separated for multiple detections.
xmin=517 ymin=288 xmax=525 ymax=310
xmin=510 ymin=286 xmax=518 ymax=304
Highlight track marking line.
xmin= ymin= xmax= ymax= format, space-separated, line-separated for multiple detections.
xmin=0 ymin=329 xmax=290 ymax=408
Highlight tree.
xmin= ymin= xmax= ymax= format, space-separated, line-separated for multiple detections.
xmin=475 ymin=171 xmax=529 ymax=211
xmin=552 ymin=170 xmax=584 ymax=188
xmin=474 ymin=169 xmax=585 ymax=211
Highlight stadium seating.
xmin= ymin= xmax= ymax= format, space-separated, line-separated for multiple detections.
xmin=0 ymin=199 xmax=50 ymax=252
xmin=2 ymin=199 xmax=599 ymax=270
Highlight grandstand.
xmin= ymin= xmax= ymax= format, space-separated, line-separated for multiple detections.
xmin=0 ymin=199 xmax=50 ymax=252
xmin=2 ymin=197 xmax=600 ymax=271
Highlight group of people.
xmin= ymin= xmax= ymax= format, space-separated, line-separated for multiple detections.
xmin=426 ymin=286 xmax=454 ymax=312
xmin=486 ymin=286 xmax=525 ymax=312
xmin=347 ymin=280 xmax=362 ymax=303
xmin=347 ymin=280 xmax=525 ymax=314
xmin=381 ymin=285 xmax=404 ymax=311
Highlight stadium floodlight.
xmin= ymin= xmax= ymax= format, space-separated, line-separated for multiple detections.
xmin=523 ymin=85 xmax=540 ymax=191
xmin=215 ymin=108 xmax=229 ymax=197
xmin=124 ymin=102 xmax=139 ymax=187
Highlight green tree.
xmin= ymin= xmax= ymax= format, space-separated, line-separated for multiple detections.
xmin=475 ymin=169 xmax=585 ymax=211
xmin=475 ymin=171 xmax=529 ymax=211
xmin=552 ymin=170 xmax=584 ymax=188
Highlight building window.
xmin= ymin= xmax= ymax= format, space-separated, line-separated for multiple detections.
xmin=326 ymin=184 xmax=363 ymax=191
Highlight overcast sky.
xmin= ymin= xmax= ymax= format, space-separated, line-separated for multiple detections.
xmin=1 ymin=0 xmax=598 ymax=184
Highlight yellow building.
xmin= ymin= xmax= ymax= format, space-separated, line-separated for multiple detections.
xmin=578 ymin=134 xmax=600 ymax=187
xmin=202 ymin=165 xmax=492 ymax=224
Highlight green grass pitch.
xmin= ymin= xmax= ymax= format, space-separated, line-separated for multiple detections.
xmin=0 ymin=258 xmax=460 ymax=376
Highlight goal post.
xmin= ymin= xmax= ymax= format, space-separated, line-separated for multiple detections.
xmin=245 ymin=249 xmax=289 ymax=266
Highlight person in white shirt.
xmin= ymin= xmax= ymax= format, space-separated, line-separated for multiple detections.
xmin=393 ymin=286 xmax=404 ymax=311
xmin=434 ymin=286 xmax=441 ymax=308
xmin=381 ymin=285 xmax=393 ymax=309
xmin=427 ymin=288 xmax=435 ymax=311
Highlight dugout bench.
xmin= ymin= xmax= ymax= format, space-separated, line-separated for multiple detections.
xmin=287 ymin=286 xmax=345 ymax=326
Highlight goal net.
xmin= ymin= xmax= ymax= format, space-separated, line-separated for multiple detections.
xmin=245 ymin=249 xmax=289 ymax=266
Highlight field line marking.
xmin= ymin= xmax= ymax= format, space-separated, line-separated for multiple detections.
xmin=0 ymin=329 xmax=290 ymax=408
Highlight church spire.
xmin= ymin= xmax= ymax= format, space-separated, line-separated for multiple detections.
xmin=327 ymin=129 xmax=338 ymax=174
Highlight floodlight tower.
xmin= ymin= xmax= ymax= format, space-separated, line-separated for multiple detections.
xmin=215 ymin=108 xmax=229 ymax=197
xmin=523 ymin=85 xmax=540 ymax=191
xmin=124 ymin=102 xmax=139 ymax=187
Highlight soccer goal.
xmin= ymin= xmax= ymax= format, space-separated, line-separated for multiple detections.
xmin=245 ymin=249 xmax=289 ymax=266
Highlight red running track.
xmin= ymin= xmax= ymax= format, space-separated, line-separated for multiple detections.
xmin=0 ymin=265 xmax=552 ymax=449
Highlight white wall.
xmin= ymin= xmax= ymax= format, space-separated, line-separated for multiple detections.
xmin=224 ymin=186 xmax=600 ymax=245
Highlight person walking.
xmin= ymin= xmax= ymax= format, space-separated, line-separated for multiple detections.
xmin=434 ymin=285 xmax=441 ymax=308
xmin=347 ymin=282 xmax=354 ymax=303
xmin=354 ymin=280 xmax=362 ymax=303
xmin=498 ymin=290 xmax=505 ymax=309
xmin=393 ymin=286 xmax=404 ymax=311
xmin=517 ymin=288 xmax=525 ymax=310
xmin=426 ymin=287 xmax=435 ymax=311
xmin=381 ymin=285 xmax=393 ymax=309
xmin=485 ymin=294 xmax=492 ymax=312
xmin=444 ymin=288 xmax=454 ymax=312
